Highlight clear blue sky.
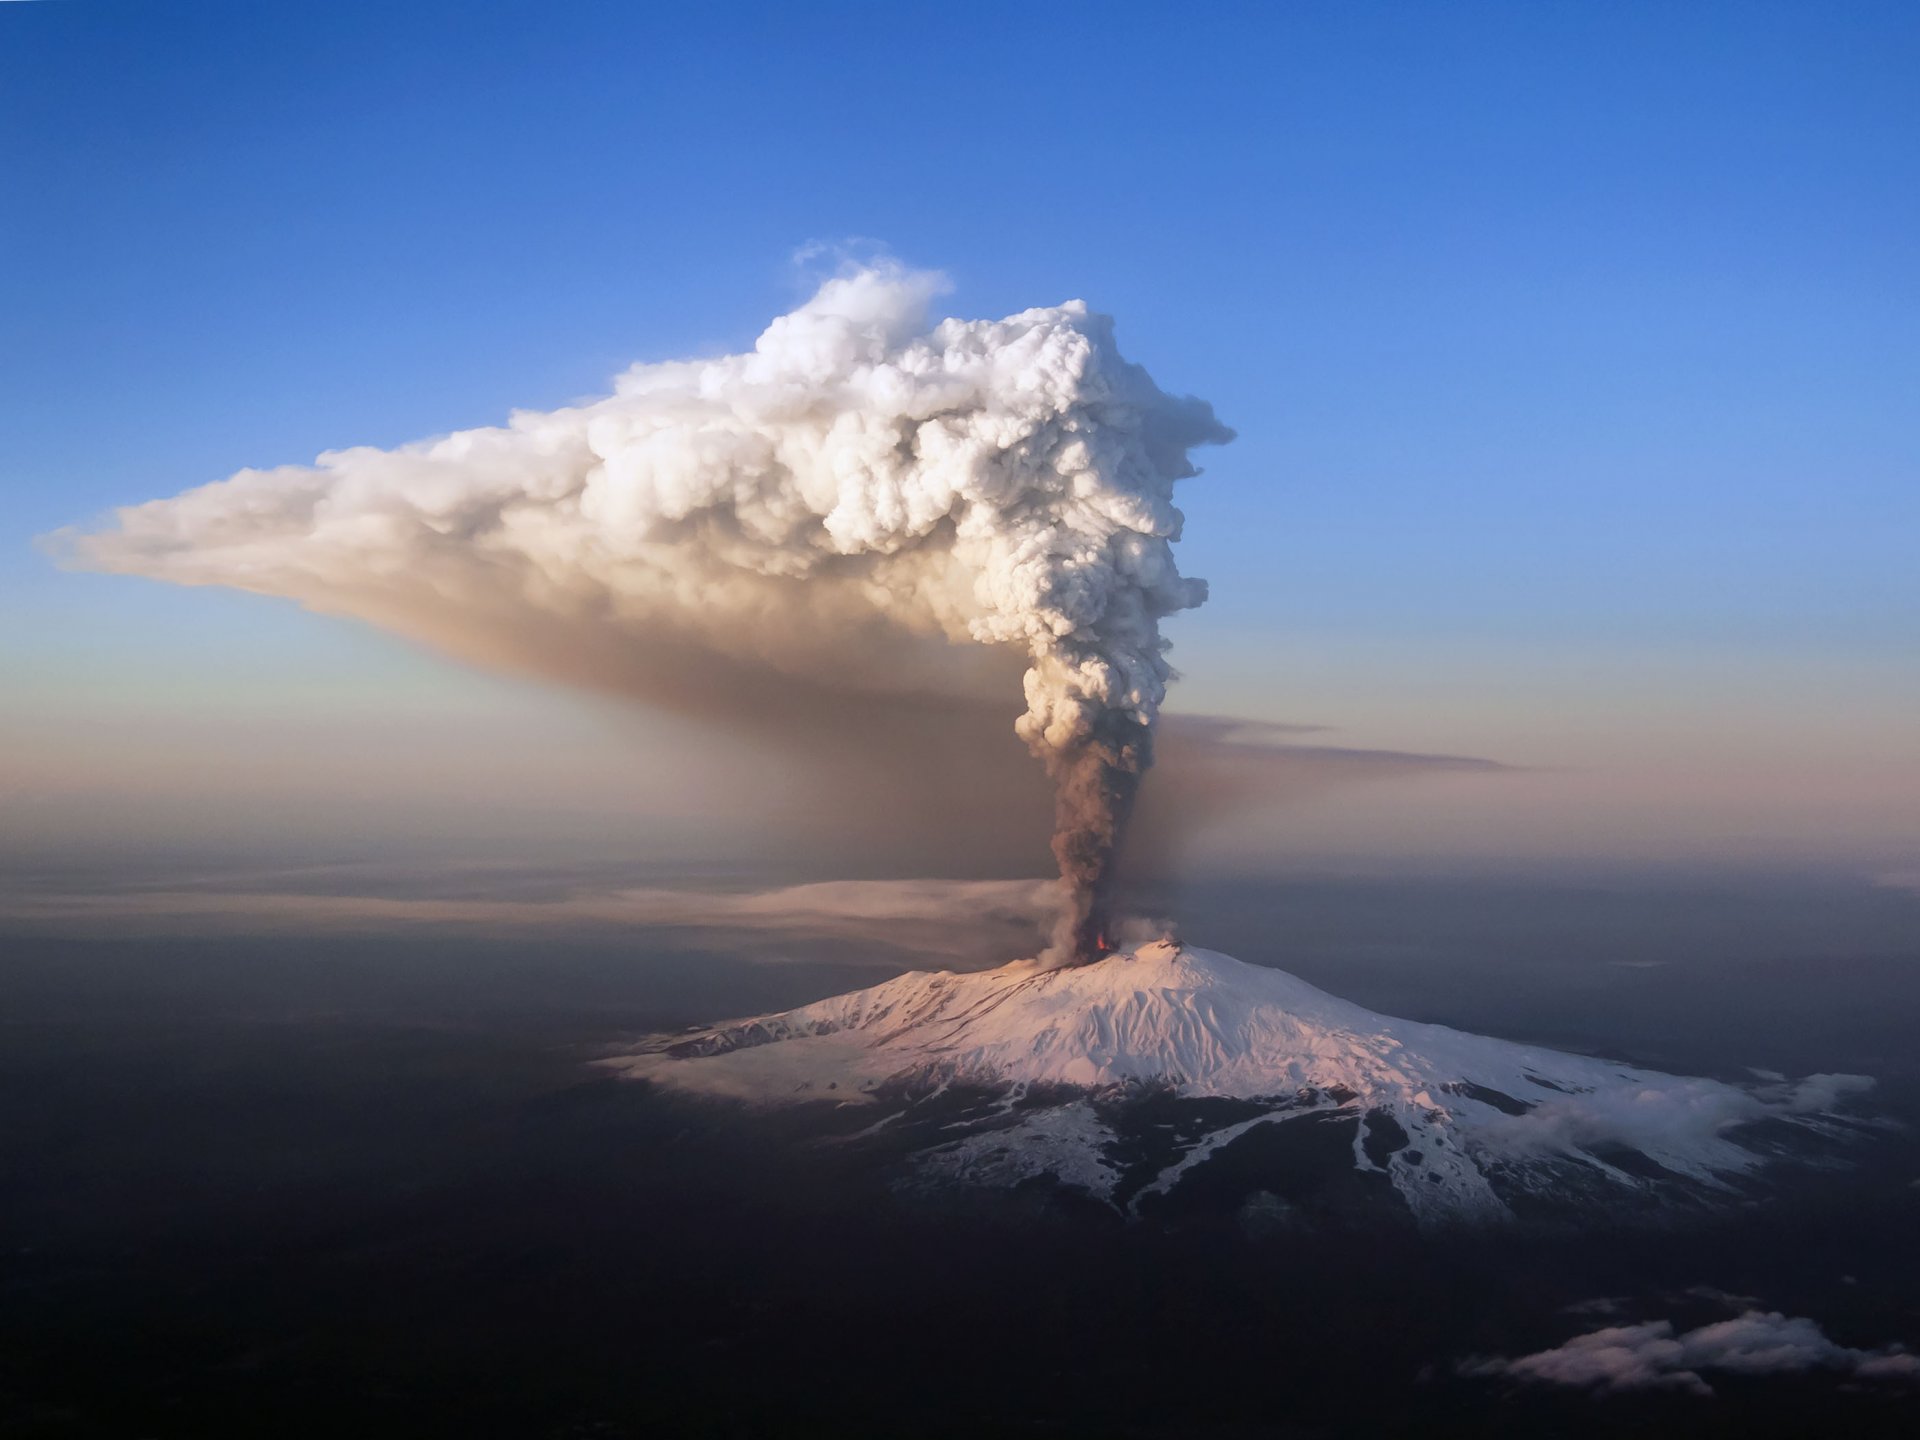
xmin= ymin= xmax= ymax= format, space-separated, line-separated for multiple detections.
xmin=4 ymin=0 xmax=1916 ymax=879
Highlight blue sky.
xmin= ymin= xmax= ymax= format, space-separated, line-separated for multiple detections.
xmin=4 ymin=0 xmax=1916 ymax=879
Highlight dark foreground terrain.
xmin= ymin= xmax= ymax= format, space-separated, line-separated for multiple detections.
xmin=4 ymin=874 xmax=1919 ymax=1438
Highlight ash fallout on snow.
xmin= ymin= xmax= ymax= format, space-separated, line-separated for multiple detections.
xmin=61 ymin=263 xmax=1232 ymax=963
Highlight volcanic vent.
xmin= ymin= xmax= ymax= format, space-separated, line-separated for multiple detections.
xmin=610 ymin=940 xmax=1875 ymax=1227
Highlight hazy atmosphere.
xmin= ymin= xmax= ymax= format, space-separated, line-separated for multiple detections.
xmin=3 ymin=3 xmax=1917 ymax=1437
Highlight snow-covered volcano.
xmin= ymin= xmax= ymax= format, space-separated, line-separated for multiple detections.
xmin=610 ymin=940 xmax=1872 ymax=1227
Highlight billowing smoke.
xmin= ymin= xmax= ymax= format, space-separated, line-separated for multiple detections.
xmin=59 ymin=263 xmax=1231 ymax=963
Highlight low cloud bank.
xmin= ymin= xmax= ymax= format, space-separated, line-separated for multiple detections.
xmin=0 ymin=873 xmax=1060 ymax=966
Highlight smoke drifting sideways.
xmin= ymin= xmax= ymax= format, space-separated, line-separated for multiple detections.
xmin=61 ymin=264 xmax=1232 ymax=964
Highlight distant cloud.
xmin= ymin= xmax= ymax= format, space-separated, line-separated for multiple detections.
xmin=0 ymin=873 xmax=1060 ymax=966
xmin=1561 ymin=1296 xmax=1632 ymax=1318
xmin=1460 ymin=1307 xmax=1919 ymax=1397
xmin=1678 ymin=1284 xmax=1762 ymax=1310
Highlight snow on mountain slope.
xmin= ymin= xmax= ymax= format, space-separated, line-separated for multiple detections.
xmin=609 ymin=940 xmax=1873 ymax=1225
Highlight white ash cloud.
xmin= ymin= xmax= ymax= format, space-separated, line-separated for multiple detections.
xmin=56 ymin=263 xmax=1231 ymax=961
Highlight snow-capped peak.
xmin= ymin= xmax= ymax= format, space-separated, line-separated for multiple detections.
xmin=610 ymin=941 xmax=1873 ymax=1226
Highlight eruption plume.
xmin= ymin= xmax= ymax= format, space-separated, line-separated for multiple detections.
xmin=58 ymin=263 xmax=1232 ymax=963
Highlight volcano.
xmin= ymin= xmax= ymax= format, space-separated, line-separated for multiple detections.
xmin=610 ymin=940 xmax=1873 ymax=1227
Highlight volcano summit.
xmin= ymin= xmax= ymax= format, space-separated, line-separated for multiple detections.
xmin=613 ymin=940 xmax=1874 ymax=1227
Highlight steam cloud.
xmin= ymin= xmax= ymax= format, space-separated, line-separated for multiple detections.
xmin=61 ymin=263 xmax=1231 ymax=962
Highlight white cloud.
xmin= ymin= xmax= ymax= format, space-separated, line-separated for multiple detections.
xmin=1461 ymin=1308 xmax=1919 ymax=1397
